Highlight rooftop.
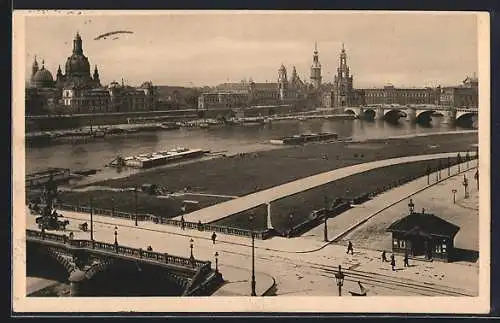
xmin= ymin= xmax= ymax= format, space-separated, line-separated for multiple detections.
xmin=386 ymin=211 xmax=460 ymax=239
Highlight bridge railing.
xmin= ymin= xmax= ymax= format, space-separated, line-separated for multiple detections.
xmin=57 ymin=204 xmax=152 ymax=221
xmin=26 ymin=229 xmax=210 ymax=270
xmin=54 ymin=203 xmax=273 ymax=240
xmin=158 ymin=217 xmax=272 ymax=240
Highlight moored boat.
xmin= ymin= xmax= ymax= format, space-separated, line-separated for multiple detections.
xmin=110 ymin=147 xmax=207 ymax=169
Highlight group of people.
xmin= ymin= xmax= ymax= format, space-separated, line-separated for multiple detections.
xmin=381 ymin=250 xmax=410 ymax=271
xmin=346 ymin=241 xmax=411 ymax=271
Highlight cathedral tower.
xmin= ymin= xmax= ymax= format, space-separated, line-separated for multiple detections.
xmin=278 ymin=64 xmax=288 ymax=100
xmin=333 ymin=43 xmax=354 ymax=109
xmin=93 ymin=65 xmax=101 ymax=85
xmin=31 ymin=56 xmax=39 ymax=83
xmin=310 ymin=42 xmax=322 ymax=89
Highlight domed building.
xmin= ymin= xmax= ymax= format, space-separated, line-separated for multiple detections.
xmin=56 ymin=32 xmax=101 ymax=89
xmin=30 ymin=58 xmax=55 ymax=88
xmin=26 ymin=57 xmax=61 ymax=115
xmin=25 ymin=32 xmax=158 ymax=115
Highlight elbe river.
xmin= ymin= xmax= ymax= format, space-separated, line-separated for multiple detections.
xmin=25 ymin=116 xmax=477 ymax=181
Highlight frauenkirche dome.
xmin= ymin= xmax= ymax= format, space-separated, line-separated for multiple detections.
xmin=65 ymin=32 xmax=91 ymax=77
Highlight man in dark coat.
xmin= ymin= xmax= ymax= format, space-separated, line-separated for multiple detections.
xmin=382 ymin=250 xmax=388 ymax=262
xmin=404 ymin=252 xmax=409 ymax=267
xmin=346 ymin=240 xmax=354 ymax=255
xmin=211 ymin=232 xmax=217 ymax=244
xmin=390 ymin=254 xmax=396 ymax=271
xmin=180 ymin=216 xmax=185 ymax=230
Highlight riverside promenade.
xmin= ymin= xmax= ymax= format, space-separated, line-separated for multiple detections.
xmin=173 ymin=151 xmax=475 ymax=224
xmin=305 ymin=158 xmax=479 ymax=245
xmin=25 ymin=155 xmax=480 ymax=297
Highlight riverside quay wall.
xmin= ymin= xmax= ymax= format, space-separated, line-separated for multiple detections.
xmin=26 ymin=110 xmax=200 ymax=131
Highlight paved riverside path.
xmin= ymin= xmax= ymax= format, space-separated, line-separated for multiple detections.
xmin=173 ymin=151 xmax=474 ymax=224
xmin=26 ymin=154 xmax=480 ymax=297
xmin=337 ymin=164 xmax=480 ymax=252
xmin=304 ymin=158 xmax=478 ymax=244
xmin=27 ymin=202 xmax=478 ymax=297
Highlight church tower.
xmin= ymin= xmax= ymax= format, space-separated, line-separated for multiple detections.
xmin=93 ymin=65 xmax=101 ymax=86
xmin=310 ymin=42 xmax=322 ymax=89
xmin=278 ymin=64 xmax=288 ymax=100
xmin=333 ymin=43 xmax=354 ymax=109
xmin=31 ymin=56 xmax=39 ymax=83
xmin=73 ymin=31 xmax=83 ymax=55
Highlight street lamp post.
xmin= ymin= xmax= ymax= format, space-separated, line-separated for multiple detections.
xmin=457 ymin=153 xmax=461 ymax=172
xmin=214 ymin=251 xmax=219 ymax=273
xmin=114 ymin=226 xmax=118 ymax=253
xmin=474 ymin=170 xmax=479 ymax=190
xmin=189 ymin=238 xmax=194 ymax=262
xmin=111 ymin=197 xmax=115 ymax=217
xmin=452 ymin=189 xmax=457 ymax=204
xmin=335 ymin=265 xmax=345 ymax=296
xmin=249 ymin=214 xmax=257 ymax=296
xmin=90 ymin=197 xmax=94 ymax=241
xmin=324 ymin=195 xmax=329 ymax=242
xmin=438 ymin=160 xmax=442 ymax=180
xmin=463 ymin=175 xmax=469 ymax=199
xmin=426 ymin=165 xmax=431 ymax=185
xmin=288 ymin=213 xmax=294 ymax=238
xmin=134 ymin=185 xmax=138 ymax=226
xmin=466 ymin=150 xmax=470 ymax=169
xmin=447 ymin=156 xmax=451 ymax=177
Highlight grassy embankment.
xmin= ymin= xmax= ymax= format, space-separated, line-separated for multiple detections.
xmin=56 ymin=133 xmax=477 ymax=230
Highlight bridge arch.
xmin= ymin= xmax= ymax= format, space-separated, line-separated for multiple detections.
xmin=344 ymin=108 xmax=358 ymax=117
xmin=383 ymin=108 xmax=404 ymax=121
xmin=415 ymin=110 xmax=435 ymax=123
xmin=456 ymin=111 xmax=478 ymax=126
xmin=26 ymin=242 xmax=73 ymax=282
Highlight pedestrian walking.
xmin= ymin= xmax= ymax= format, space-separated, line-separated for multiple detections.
xmin=404 ymin=252 xmax=409 ymax=267
xmin=381 ymin=250 xmax=387 ymax=262
xmin=347 ymin=240 xmax=354 ymax=255
xmin=211 ymin=232 xmax=217 ymax=244
xmin=180 ymin=216 xmax=185 ymax=230
xmin=390 ymin=254 xmax=396 ymax=271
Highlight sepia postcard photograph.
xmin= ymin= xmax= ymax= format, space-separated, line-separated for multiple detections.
xmin=11 ymin=10 xmax=491 ymax=314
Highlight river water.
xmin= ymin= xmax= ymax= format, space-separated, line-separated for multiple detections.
xmin=25 ymin=116 xmax=476 ymax=182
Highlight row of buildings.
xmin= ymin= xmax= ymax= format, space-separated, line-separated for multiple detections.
xmin=26 ymin=32 xmax=160 ymax=115
xmin=26 ymin=33 xmax=478 ymax=116
xmin=198 ymin=43 xmax=479 ymax=112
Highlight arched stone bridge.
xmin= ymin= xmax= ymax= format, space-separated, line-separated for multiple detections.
xmin=26 ymin=229 xmax=223 ymax=297
xmin=342 ymin=105 xmax=478 ymax=124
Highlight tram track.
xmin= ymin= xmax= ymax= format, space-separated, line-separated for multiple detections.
xmin=41 ymin=214 xmax=477 ymax=297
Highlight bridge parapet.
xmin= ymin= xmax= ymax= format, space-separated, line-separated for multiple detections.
xmin=26 ymin=229 xmax=211 ymax=270
xmin=55 ymin=203 xmax=273 ymax=240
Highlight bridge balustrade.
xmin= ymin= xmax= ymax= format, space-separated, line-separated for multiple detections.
xmin=55 ymin=203 xmax=273 ymax=240
xmin=27 ymin=229 xmax=211 ymax=270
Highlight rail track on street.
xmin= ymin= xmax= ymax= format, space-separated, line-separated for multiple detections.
xmin=33 ymin=213 xmax=477 ymax=297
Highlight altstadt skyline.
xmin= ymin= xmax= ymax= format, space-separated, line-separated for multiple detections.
xmin=24 ymin=12 xmax=478 ymax=88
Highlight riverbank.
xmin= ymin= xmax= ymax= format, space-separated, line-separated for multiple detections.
xmin=53 ymin=132 xmax=478 ymax=230
xmin=25 ymin=113 xmax=359 ymax=148
xmin=82 ymin=132 xmax=477 ymax=194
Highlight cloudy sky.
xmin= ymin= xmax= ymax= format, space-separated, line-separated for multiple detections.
xmin=22 ymin=11 xmax=478 ymax=88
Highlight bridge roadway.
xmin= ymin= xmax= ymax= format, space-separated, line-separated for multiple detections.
xmin=173 ymin=151 xmax=474 ymax=224
xmin=26 ymin=155 xmax=479 ymax=298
